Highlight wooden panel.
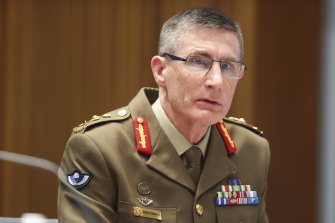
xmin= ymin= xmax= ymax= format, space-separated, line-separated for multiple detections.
xmin=0 ymin=0 xmax=6 ymax=214
xmin=3 ymin=0 xmax=35 ymax=214
xmin=255 ymin=1 xmax=320 ymax=222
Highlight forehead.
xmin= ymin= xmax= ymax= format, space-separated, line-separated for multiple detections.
xmin=177 ymin=28 xmax=240 ymax=60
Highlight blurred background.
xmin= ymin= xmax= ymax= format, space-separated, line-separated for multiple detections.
xmin=0 ymin=0 xmax=332 ymax=222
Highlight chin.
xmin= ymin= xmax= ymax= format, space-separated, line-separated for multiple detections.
xmin=196 ymin=111 xmax=224 ymax=126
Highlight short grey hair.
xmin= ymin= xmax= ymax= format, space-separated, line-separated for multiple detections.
xmin=158 ymin=8 xmax=244 ymax=60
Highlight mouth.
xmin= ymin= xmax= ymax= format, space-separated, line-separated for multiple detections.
xmin=197 ymin=97 xmax=220 ymax=104
xmin=202 ymin=99 xmax=220 ymax=105
xmin=196 ymin=98 xmax=222 ymax=109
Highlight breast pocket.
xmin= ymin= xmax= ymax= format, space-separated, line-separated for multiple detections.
xmin=117 ymin=201 xmax=177 ymax=223
xmin=216 ymin=206 xmax=259 ymax=223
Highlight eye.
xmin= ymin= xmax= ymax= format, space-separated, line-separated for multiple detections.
xmin=187 ymin=56 xmax=211 ymax=68
xmin=220 ymin=62 xmax=233 ymax=70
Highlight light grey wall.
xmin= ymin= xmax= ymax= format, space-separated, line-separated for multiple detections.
xmin=319 ymin=0 xmax=335 ymax=222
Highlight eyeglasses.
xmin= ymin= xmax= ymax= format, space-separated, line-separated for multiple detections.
xmin=162 ymin=52 xmax=246 ymax=79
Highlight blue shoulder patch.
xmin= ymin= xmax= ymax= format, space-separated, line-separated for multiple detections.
xmin=67 ymin=170 xmax=93 ymax=189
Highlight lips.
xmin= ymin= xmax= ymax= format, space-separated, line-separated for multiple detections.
xmin=197 ymin=98 xmax=221 ymax=105
xmin=196 ymin=98 xmax=223 ymax=110
xmin=201 ymin=99 xmax=219 ymax=105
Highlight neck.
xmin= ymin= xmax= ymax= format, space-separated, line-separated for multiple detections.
xmin=159 ymin=98 xmax=208 ymax=145
xmin=174 ymin=122 xmax=208 ymax=144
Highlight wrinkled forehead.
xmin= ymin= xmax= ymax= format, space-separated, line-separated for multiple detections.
xmin=176 ymin=28 xmax=241 ymax=61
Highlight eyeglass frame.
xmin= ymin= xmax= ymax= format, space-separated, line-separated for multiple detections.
xmin=161 ymin=52 xmax=247 ymax=79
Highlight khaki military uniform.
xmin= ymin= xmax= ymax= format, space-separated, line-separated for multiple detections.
xmin=58 ymin=87 xmax=270 ymax=223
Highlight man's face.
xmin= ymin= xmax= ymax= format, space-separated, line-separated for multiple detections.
xmin=155 ymin=29 xmax=241 ymax=127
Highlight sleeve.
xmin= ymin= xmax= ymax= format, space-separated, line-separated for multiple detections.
xmin=258 ymin=139 xmax=271 ymax=223
xmin=58 ymin=133 xmax=117 ymax=223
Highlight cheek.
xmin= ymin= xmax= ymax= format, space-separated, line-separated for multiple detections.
xmin=164 ymin=71 xmax=187 ymax=101
xmin=168 ymin=71 xmax=196 ymax=93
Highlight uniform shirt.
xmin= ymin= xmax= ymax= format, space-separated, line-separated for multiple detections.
xmin=151 ymin=99 xmax=210 ymax=157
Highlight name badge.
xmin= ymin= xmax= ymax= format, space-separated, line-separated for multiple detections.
xmin=133 ymin=206 xmax=162 ymax=221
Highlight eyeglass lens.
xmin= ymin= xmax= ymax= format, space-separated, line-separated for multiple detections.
xmin=185 ymin=56 xmax=243 ymax=79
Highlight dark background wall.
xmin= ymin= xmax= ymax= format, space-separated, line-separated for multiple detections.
xmin=0 ymin=0 xmax=320 ymax=222
xmin=255 ymin=1 xmax=320 ymax=221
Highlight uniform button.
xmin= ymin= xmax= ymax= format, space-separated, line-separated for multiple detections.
xmin=117 ymin=109 xmax=128 ymax=117
xmin=195 ymin=204 xmax=204 ymax=216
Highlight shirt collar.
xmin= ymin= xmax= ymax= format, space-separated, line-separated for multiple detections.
xmin=152 ymin=99 xmax=210 ymax=156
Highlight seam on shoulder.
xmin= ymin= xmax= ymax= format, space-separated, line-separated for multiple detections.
xmin=223 ymin=117 xmax=264 ymax=136
xmin=72 ymin=107 xmax=130 ymax=134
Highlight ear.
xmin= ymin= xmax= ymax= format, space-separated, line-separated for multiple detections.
xmin=151 ymin=55 xmax=167 ymax=87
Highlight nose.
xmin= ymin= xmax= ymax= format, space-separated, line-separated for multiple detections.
xmin=205 ymin=61 xmax=224 ymax=88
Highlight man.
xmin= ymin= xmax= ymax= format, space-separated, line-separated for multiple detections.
xmin=58 ymin=7 xmax=270 ymax=223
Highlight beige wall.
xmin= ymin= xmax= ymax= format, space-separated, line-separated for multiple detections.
xmin=0 ymin=0 xmax=320 ymax=222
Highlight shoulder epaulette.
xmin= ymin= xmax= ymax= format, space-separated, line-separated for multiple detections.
xmin=223 ymin=117 xmax=264 ymax=136
xmin=72 ymin=107 xmax=130 ymax=134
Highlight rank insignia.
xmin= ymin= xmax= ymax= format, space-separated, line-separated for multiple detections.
xmin=215 ymin=178 xmax=259 ymax=206
xmin=133 ymin=116 xmax=152 ymax=155
xmin=67 ymin=170 xmax=93 ymax=189
xmin=215 ymin=120 xmax=236 ymax=155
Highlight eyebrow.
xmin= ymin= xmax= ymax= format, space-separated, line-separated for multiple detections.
xmin=188 ymin=50 xmax=239 ymax=62
xmin=188 ymin=50 xmax=211 ymax=58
